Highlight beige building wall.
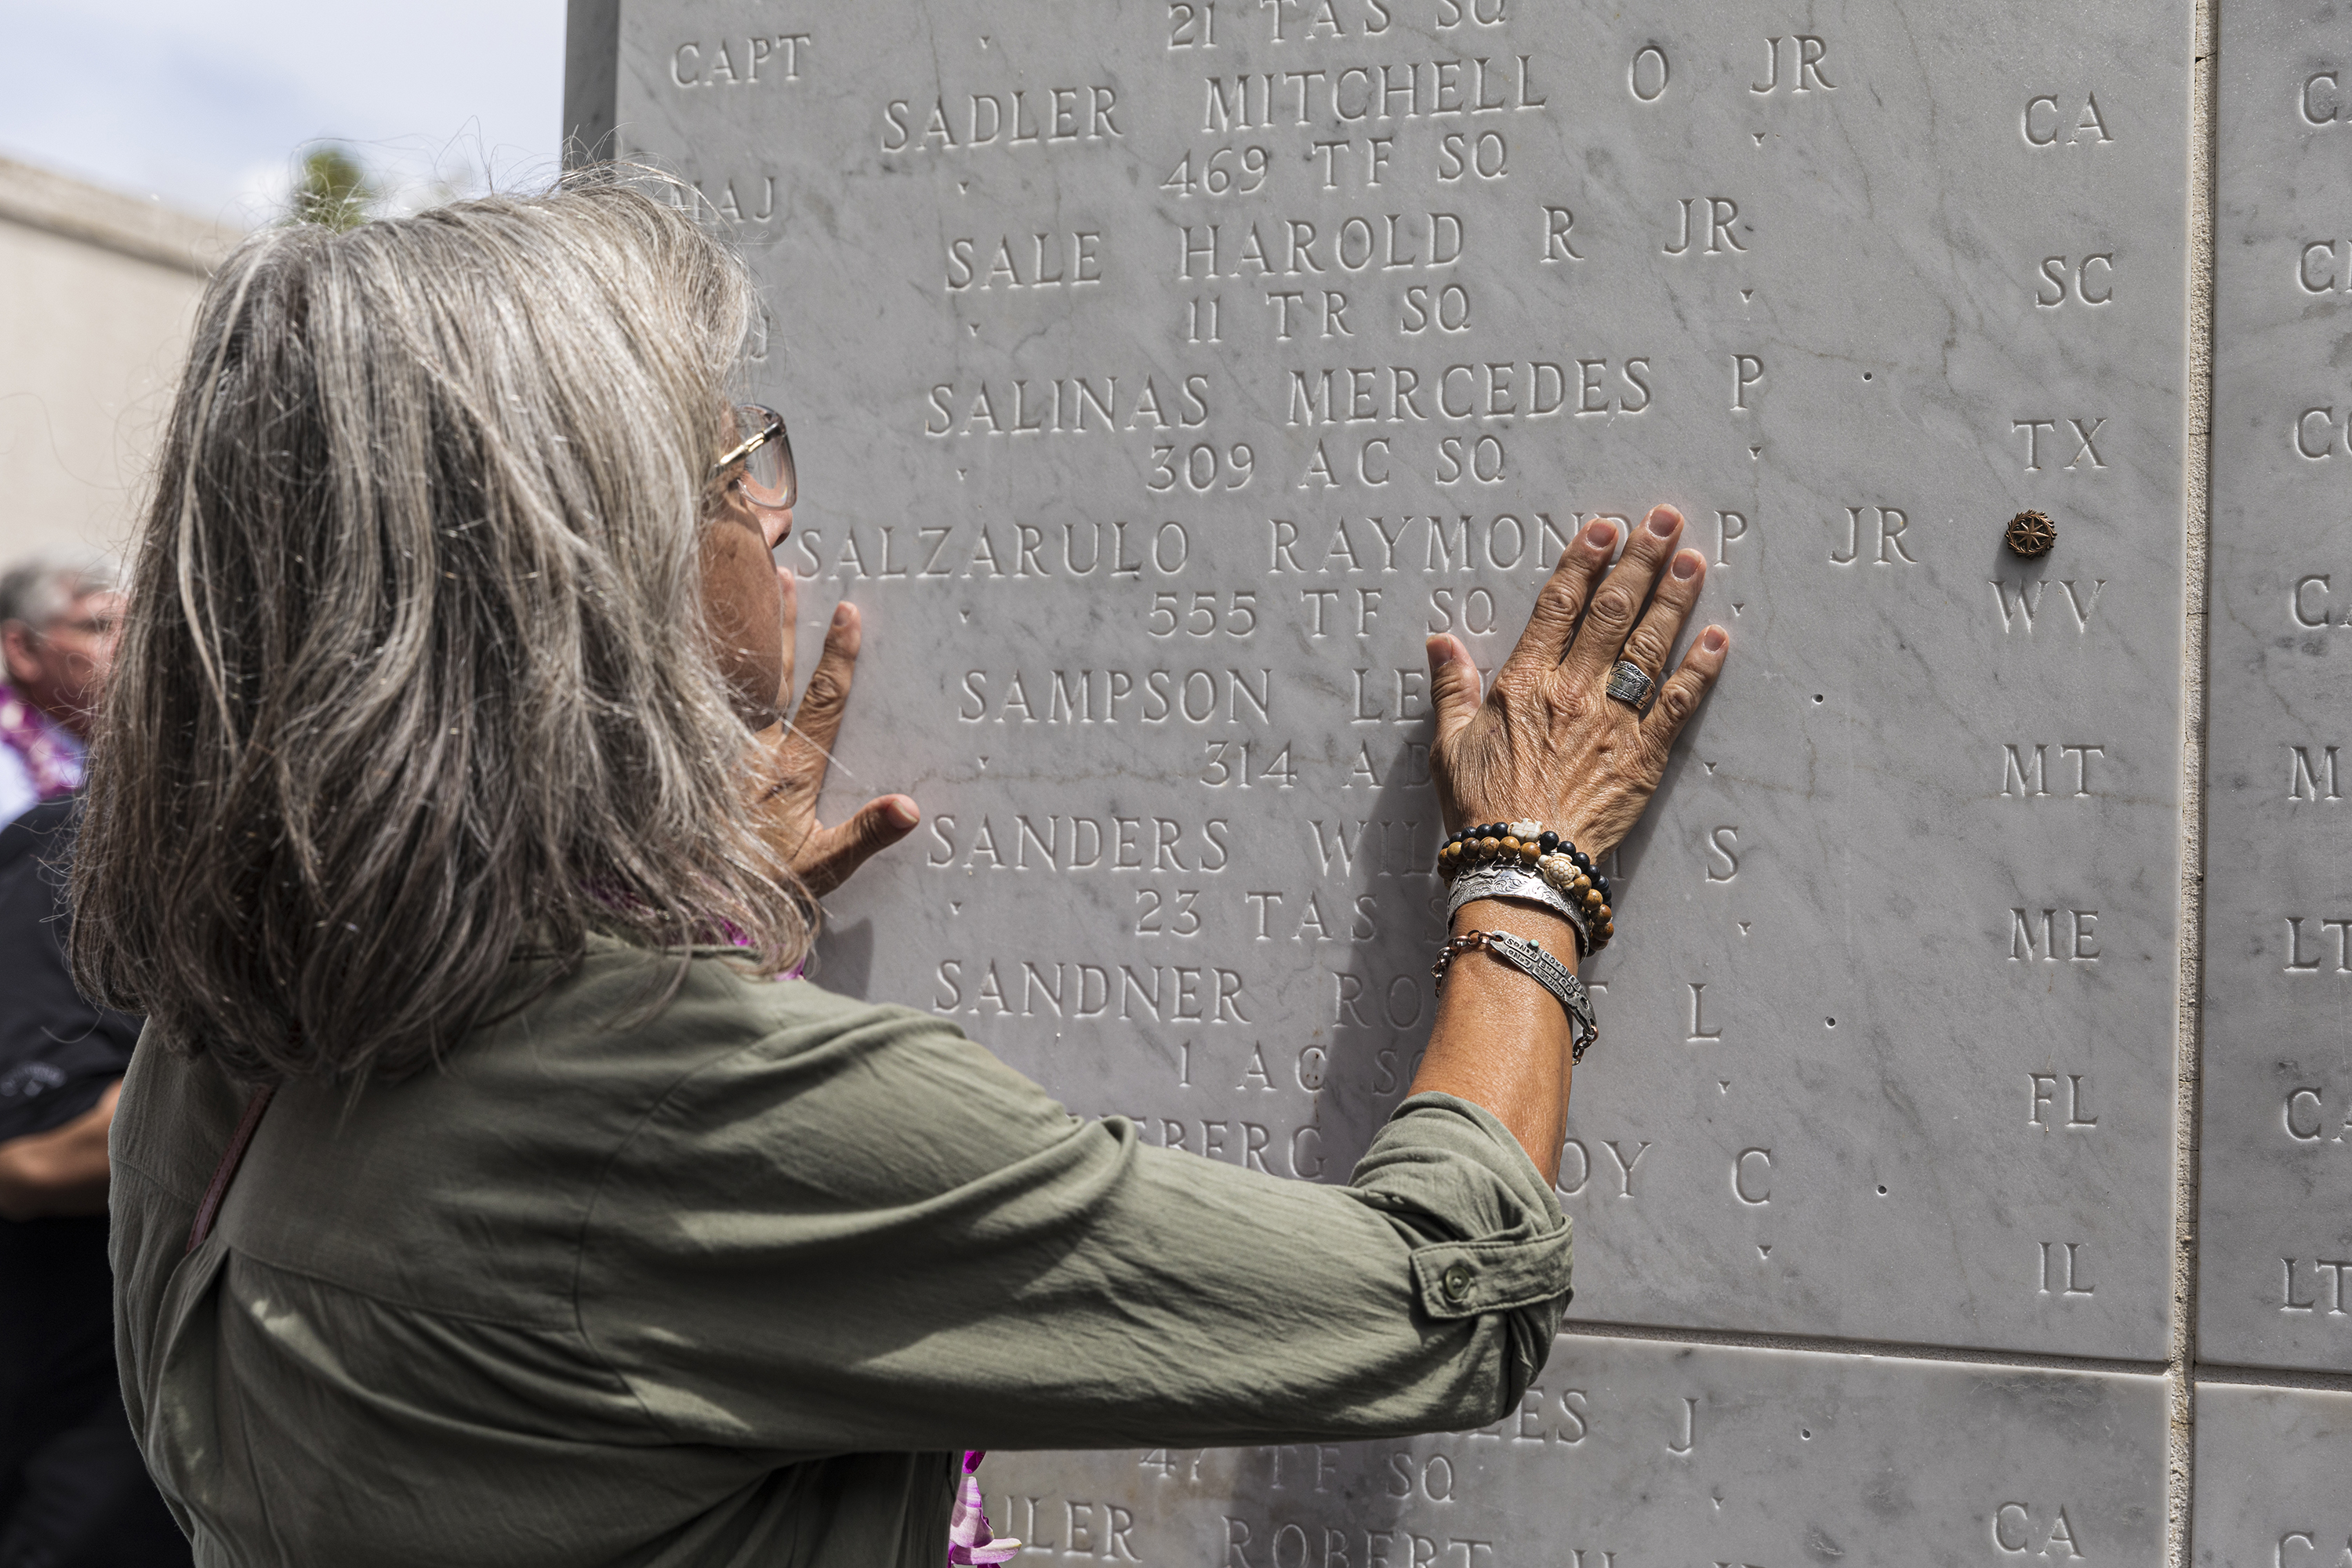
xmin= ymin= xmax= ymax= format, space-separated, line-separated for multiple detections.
xmin=0 ymin=157 xmax=238 ymax=566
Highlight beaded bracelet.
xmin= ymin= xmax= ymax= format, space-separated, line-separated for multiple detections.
xmin=1436 ymin=819 xmax=1617 ymax=952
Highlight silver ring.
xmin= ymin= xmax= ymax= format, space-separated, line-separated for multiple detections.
xmin=1605 ymin=660 xmax=1656 ymax=711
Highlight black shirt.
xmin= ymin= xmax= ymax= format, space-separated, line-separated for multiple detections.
xmin=0 ymin=799 xmax=138 ymax=1141
xmin=0 ymin=797 xmax=143 ymax=1467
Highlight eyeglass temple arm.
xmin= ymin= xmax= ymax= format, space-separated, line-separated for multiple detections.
xmin=710 ymin=423 xmax=778 ymax=479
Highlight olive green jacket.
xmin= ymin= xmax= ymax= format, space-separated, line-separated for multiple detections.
xmin=110 ymin=940 xmax=1572 ymax=1567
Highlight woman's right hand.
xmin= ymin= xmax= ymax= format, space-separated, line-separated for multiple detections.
xmin=748 ymin=579 xmax=921 ymax=898
xmin=1427 ymin=504 xmax=1729 ymax=861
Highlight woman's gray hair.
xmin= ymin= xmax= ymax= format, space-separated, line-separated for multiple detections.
xmin=71 ymin=174 xmax=813 ymax=1084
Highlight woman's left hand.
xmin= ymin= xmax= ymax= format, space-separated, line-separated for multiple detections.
xmin=750 ymin=572 xmax=920 ymax=896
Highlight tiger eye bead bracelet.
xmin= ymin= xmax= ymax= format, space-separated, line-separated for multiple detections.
xmin=1436 ymin=819 xmax=1616 ymax=951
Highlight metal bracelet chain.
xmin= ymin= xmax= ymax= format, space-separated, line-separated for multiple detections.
xmin=1432 ymin=928 xmax=1599 ymax=1061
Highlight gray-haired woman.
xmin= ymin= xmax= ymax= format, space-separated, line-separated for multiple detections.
xmin=74 ymin=179 xmax=1727 ymax=1567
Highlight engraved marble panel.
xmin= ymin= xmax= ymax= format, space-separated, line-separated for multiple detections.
xmin=595 ymin=0 xmax=2195 ymax=1361
xmin=2203 ymin=2 xmax=2352 ymax=1375
xmin=589 ymin=0 xmax=2190 ymax=1358
xmin=2192 ymin=1382 xmax=2352 ymax=1567
xmin=980 ymin=1334 xmax=2168 ymax=1566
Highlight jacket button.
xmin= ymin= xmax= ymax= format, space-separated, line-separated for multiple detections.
xmin=1442 ymin=1263 xmax=1472 ymax=1300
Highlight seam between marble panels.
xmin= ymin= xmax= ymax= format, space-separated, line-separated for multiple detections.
xmin=2170 ymin=2 xmax=2220 ymax=1565
xmin=1556 ymin=1319 xmax=2167 ymax=1378
xmin=2190 ymin=1363 xmax=2352 ymax=1396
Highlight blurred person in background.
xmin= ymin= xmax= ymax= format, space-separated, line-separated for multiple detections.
xmin=0 ymin=554 xmax=186 ymax=1568
xmin=0 ymin=557 xmax=122 ymax=827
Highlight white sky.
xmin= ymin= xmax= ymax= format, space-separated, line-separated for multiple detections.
xmin=0 ymin=0 xmax=566 ymax=227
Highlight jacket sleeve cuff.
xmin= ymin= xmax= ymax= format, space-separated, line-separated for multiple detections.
xmin=1348 ymin=1091 xmax=1573 ymax=1318
xmin=1410 ymin=1225 xmax=1575 ymax=1320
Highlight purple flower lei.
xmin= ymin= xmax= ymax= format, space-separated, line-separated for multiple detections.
xmin=0 ymin=684 xmax=81 ymax=804
xmin=948 ymin=1450 xmax=1019 ymax=1565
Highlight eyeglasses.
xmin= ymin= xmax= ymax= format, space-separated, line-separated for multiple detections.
xmin=710 ymin=403 xmax=795 ymax=511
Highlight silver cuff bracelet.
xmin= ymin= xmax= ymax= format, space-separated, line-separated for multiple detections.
xmin=1448 ymin=862 xmax=1592 ymax=954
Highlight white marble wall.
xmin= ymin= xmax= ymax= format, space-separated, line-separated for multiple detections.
xmin=2204 ymin=1 xmax=2352 ymax=1382
xmin=567 ymin=0 xmax=2352 ymax=1556
xmin=989 ymin=1338 xmax=2168 ymax=1566
xmin=2193 ymin=1383 xmax=2352 ymax=1567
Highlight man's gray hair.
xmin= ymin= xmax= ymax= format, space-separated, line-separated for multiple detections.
xmin=0 ymin=552 xmax=118 ymax=631
xmin=71 ymin=172 xmax=812 ymax=1085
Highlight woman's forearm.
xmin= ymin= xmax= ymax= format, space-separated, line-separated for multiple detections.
xmin=1412 ymin=505 xmax=1728 ymax=1190
xmin=1405 ymin=900 xmax=1578 ymax=1185
xmin=0 ymin=1080 xmax=120 ymax=1221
